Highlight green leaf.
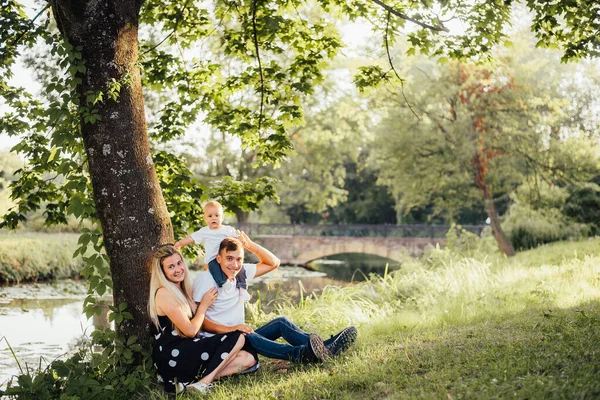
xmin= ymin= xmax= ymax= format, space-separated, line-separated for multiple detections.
xmin=47 ymin=146 xmax=58 ymax=162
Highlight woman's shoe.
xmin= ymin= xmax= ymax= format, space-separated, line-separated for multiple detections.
xmin=186 ymin=381 xmax=214 ymax=393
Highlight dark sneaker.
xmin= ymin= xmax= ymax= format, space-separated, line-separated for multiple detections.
xmin=299 ymin=334 xmax=330 ymax=363
xmin=324 ymin=326 xmax=357 ymax=357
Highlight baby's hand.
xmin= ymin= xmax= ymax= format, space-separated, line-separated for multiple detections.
xmin=238 ymin=231 xmax=251 ymax=248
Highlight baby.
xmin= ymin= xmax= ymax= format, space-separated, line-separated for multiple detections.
xmin=174 ymin=200 xmax=248 ymax=294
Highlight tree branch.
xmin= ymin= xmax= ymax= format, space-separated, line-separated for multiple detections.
xmin=9 ymin=3 xmax=51 ymax=47
xmin=251 ymin=0 xmax=265 ymax=132
xmin=384 ymin=11 xmax=420 ymax=120
xmin=142 ymin=0 xmax=192 ymax=55
xmin=371 ymin=0 xmax=449 ymax=32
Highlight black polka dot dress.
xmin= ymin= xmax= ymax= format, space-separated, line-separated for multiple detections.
xmin=152 ymin=315 xmax=243 ymax=393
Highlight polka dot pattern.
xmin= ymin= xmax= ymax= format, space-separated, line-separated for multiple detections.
xmin=153 ymin=315 xmax=247 ymax=394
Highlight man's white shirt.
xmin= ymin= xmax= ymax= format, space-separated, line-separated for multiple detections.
xmin=192 ymin=263 xmax=256 ymax=337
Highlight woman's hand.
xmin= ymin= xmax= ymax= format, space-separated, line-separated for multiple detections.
xmin=200 ymin=288 xmax=218 ymax=309
xmin=234 ymin=324 xmax=254 ymax=334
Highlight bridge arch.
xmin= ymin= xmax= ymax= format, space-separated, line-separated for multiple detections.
xmin=253 ymin=235 xmax=445 ymax=265
xmin=296 ymin=241 xmax=408 ymax=265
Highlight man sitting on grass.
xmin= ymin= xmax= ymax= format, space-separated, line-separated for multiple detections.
xmin=192 ymin=234 xmax=357 ymax=368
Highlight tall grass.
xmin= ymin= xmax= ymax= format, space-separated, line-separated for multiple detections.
xmin=206 ymin=238 xmax=600 ymax=400
xmin=248 ymin=238 xmax=600 ymax=337
xmin=0 ymin=232 xmax=83 ymax=283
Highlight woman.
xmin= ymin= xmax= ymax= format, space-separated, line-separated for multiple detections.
xmin=148 ymin=244 xmax=255 ymax=393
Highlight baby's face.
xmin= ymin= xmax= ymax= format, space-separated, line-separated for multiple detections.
xmin=203 ymin=205 xmax=224 ymax=229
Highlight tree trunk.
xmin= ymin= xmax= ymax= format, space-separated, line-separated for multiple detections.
xmin=236 ymin=210 xmax=249 ymax=223
xmin=481 ymin=189 xmax=515 ymax=257
xmin=52 ymin=0 xmax=173 ymax=345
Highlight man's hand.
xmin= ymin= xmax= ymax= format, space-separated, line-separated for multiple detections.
xmin=234 ymin=324 xmax=254 ymax=334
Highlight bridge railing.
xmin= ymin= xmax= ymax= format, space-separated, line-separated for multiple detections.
xmin=235 ymin=223 xmax=486 ymax=238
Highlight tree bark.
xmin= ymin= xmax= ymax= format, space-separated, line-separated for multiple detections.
xmin=483 ymin=194 xmax=515 ymax=257
xmin=475 ymin=171 xmax=515 ymax=256
xmin=51 ymin=0 xmax=172 ymax=345
xmin=236 ymin=210 xmax=249 ymax=223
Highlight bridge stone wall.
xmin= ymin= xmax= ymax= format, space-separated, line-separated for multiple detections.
xmin=252 ymin=235 xmax=445 ymax=265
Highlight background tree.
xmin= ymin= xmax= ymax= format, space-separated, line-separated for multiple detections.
xmin=369 ymin=37 xmax=599 ymax=255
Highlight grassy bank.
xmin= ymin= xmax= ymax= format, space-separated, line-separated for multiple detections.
xmin=180 ymin=238 xmax=600 ymax=400
xmin=0 ymin=232 xmax=83 ymax=284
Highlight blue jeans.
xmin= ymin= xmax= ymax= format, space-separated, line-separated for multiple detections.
xmin=246 ymin=316 xmax=310 ymax=362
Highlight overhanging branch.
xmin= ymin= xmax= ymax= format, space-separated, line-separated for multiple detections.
xmin=384 ymin=11 xmax=420 ymax=120
xmin=251 ymin=0 xmax=265 ymax=132
xmin=371 ymin=0 xmax=449 ymax=32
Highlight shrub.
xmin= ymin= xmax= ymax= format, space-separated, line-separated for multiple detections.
xmin=564 ymin=183 xmax=600 ymax=235
xmin=503 ymin=183 xmax=589 ymax=251
xmin=0 ymin=233 xmax=84 ymax=284
xmin=504 ymin=204 xmax=588 ymax=251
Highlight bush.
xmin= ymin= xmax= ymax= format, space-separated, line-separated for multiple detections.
xmin=502 ymin=182 xmax=589 ymax=251
xmin=564 ymin=183 xmax=600 ymax=235
xmin=0 ymin=232 xmax=84 ymax=283
xmin=504 ymin=203 xmax=588 ymax=251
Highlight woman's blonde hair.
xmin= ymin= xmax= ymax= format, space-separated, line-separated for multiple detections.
xmin=148 ymin=244 xmax=197 ymax=335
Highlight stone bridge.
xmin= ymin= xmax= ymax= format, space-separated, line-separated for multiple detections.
xmin=236 ymin=223 xmax=485 ymax=265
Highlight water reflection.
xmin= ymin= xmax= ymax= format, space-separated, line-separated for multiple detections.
xmin=248 ymin=266 xmax=345 ymax=311
xmin=307 ymin=253 xmax=400 ymax=282
xmin=0 ymin=280 xmax=91 ymax=388
xmin=245 ymin=253 xmax=399 ymax=311
xmin=0 ymin=299 xmax=92 ymax=387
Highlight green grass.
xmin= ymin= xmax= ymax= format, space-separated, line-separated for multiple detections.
xmin=0 ymin=231 xmax=83 ymax=283
xmin=510 ymin=237 xmax=600 ymax=268
xmin=174 ymin=238 xmax=600 ymax=399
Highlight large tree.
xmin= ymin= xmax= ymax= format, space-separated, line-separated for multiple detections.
xmin=1 ymin=0 xmax=598 ymax=346
xmin=369 ymin=35 xmax=599 ymax=256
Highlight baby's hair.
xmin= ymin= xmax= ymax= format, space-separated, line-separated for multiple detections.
xmin=203 ymin=200 xmax=223 ymax=212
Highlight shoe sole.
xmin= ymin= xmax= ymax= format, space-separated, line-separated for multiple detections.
xmin=242 ymin=361 xmax=260 ymax=374
xmin=329 ymin=326 xmax=357 ymax=357
xmin=309 ymin=334 xmax=330 ymax=361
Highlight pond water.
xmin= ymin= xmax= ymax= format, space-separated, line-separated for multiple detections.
xmin=0 ymin=253 xmax=398 ymax=388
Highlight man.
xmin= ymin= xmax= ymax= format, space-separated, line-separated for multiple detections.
xmin=192 ymin=233 xmax=357 ymax=365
